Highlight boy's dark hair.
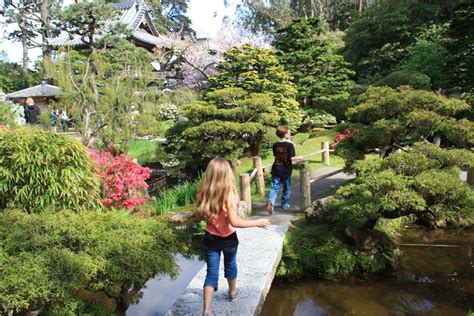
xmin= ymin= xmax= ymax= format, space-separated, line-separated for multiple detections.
xmin=276 ymin=125 xmax=289 ymax=138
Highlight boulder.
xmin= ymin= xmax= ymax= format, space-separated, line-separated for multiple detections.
xmin=305 ymin=196 xmax=333 ymax=223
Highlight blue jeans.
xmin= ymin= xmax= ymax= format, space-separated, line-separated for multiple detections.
xmin=203 ymin=245 xmax=238 ymax=291
xmin=268 ymin=176 xmax=291 ymax=209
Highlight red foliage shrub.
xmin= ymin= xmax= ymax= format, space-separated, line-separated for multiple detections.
xmin=331 ymin=128 xmax=355 ymax=149
xmin=89 ymin=149 xmax=152 ymax=211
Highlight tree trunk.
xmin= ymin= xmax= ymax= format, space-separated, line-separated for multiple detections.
xmin=82 ymin=108 xmax=92 ymax=145
xmin=40 ymin=0 xmax=52 ymax=64
xmin=89 ymin=49 xmax=100 ymax=104
xmin=115 ymin=301 xmax=128 ymax=316
xmin=21 ymin=26 xmax=29 ymax=76
xmin=380 ymin=145 xmax=392 ymax=158
xmin=115 ymin=285 xmax=130 ymax=316
xmin=359 ymin=0 xmax=363 ymax=15
xmin=251 ymin=132 xmax=264 ymax=156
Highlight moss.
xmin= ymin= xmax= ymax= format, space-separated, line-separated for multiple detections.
xmin=374 ymin=217 xmax=409 ymax=239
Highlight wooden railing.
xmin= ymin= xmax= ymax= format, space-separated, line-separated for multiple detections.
xmin=239 ymin=141 xmax=338 ymax=215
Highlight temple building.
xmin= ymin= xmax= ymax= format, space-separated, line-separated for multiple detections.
xmin=49 ymin=0 xmax=171 ymax=52
xmin=5 ymin=81 xmax=60 ymax=110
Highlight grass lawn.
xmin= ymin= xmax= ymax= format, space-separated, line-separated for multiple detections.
xmin=128 ymin=140 xmax=161 ymax=165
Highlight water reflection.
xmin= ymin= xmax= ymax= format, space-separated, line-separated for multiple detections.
xmin=294 ymin=300 xmax=328 ymax=316
xmin=126 ymin=255 xmax=204 ymax=316
xmin=261 ymin=229 xmax=473 ymax=316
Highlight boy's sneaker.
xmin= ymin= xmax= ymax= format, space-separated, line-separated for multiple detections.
xmin=282 ymin=204 xmax=290 ymax=210
xmin=266 ymin=201 xmax=274 ymax=215
xmin=229 ymin=288 xmax=240 ymax=302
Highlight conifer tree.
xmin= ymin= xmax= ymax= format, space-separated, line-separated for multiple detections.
xmin=275 ymin=18 xmax=354 ymax=109
xmin=166 ymin=87 xmax=280 ymax=172
xmin=207 ymin=44 xmax=302 ymax=131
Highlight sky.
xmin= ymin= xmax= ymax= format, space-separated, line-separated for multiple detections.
xmin=0 ymin=0 xmax=239 ymax=66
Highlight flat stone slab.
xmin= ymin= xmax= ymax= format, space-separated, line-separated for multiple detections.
xmin=167 ymin=168 xmax=354 ymax=316
xmin=166 ymin=211 xmax=293 ymax=316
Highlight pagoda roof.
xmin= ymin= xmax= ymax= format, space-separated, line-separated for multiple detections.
xmin=50 ymin=0 xmax=168 ymax=49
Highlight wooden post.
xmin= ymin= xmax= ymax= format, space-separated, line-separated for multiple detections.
xmin=300 ymin=162 xmax=311 ymax=211
xmin=253 ymin=156 xmax=266 ymax=197
xmin=240 ymin=173 xmax=252 ymax=216
xmin=321 ymin=141 xmax=330 ymax=166
xmin=433 ymin=136 xmax=441 ymax=146
xmin=467 ymin=166 xmax=474 ymax=185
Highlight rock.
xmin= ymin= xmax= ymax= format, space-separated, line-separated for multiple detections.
xmin=305 ymin=196 xmax=333 ymax=223
xmin=344 ymin=227 xmax=377 ymax=252
xmin=168 ymin=211 xmax=196 ymax=223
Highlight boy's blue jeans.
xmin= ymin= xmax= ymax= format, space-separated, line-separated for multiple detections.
xmin=203 ymin=245 xmax=238 ymax=291
xmin=268 ymin=176 xmax=291 ymax=209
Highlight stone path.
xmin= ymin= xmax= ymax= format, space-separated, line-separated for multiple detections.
xmin=167 ymin=168 xmax=354 ymax=316
xmin=253 ymin=167 xmax=355 ymax=212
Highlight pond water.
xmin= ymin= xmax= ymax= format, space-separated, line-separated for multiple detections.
xmin=261 ymin=228 xmax=473 ymax=316
xmin=126 ymin=223 xmax=205 ymax=316
xmin=126 ymin=254 xmax=204 ymax=316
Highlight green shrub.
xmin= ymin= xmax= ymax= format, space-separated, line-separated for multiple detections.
xmin=309 ymin=127 xmax=327 ymax=138
xmin=301 ymin=109 xmax=337 ymax=131
xmin=134 ymin=112 xmax=166 ymax=137
xmin=0 ymin=127 xmax=101 ymax=213
xmin=0 ymin=209 xmax=184 ymax=314
xmin=0 ymin=100 xmax=21 ymax=127
xmin=375 ymin=70 xmax=431 ymax=90
xmin=128 ymin=140 xmax=160 ymax=165
xmin=277 ymin=220 xmax=395 ymax=280
xmin=261 ymin=130 xmax=279 ymax=153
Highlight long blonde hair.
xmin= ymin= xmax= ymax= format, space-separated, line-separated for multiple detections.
xmin=197 ymin=158 xmax=237 ymax=219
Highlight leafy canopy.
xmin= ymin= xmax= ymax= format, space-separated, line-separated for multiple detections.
xmin=51 ymin=39 xmax=156 ymax=151
xmin=337 ymin=87 xmax=473 ymax=165
xmin=207 ymin=44 xmax=302 ymax=131
xmin=166 ymin=87 xmax=280 ymax=172
xmin=326 ymin=143 xmax=474 ymax=228
xmin=342 ymin=0 xmax=464 ymax=83
xmin=275 ymin=18 xmax=354 ymax=108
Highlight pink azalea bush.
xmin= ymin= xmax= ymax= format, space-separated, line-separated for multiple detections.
xmin=331 ymin=128 xmax=355 ymax=149
xmin=89 ymin=149 xmax=152 ymax=211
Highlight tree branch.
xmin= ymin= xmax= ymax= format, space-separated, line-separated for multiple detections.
xmin=183 ymin=58 xmax=210 ymax=80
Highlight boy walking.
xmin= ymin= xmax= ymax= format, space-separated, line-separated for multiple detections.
xmin=267 ymin=125 xmax=303 ymax=214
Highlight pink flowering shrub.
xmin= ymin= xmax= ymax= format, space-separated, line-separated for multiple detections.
xmin=89 ymin=149 xmax=152 ymax=211
xmin=331 ymin=128 xmax=355 ymax=149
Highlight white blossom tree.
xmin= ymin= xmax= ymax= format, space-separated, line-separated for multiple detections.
xmin=156 ymin=22 xmax=269 ymax=90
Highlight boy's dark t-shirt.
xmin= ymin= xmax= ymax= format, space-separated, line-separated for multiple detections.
xmin=271 ymin=141 xmax=295 ymax=180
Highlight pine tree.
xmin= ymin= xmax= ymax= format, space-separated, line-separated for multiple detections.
xmin=166 ymin=87 xmax=280 ymax=172
xmin=207 ymin=44 xmax=302 ymax=131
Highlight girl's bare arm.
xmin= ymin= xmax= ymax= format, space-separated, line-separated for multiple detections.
xmin=227 ymin=203 xmax=270 ymax=228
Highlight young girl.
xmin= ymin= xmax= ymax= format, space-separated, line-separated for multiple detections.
xmin=197 ymin=158 xmax=270 ymax=316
